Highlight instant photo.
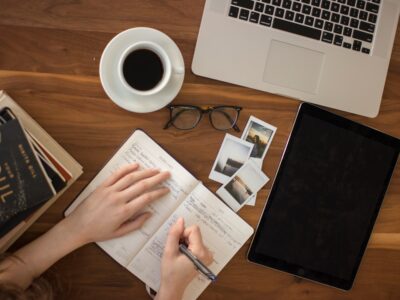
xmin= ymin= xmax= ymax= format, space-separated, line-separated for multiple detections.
xmin=209 ymin=134 xmax=254 ymax=184
xmin=241 ymin=116 xmax=277 ymax=165
xmin=241 ymin=116 xmax=277 ymax=206
xmin=217 ymin=160 xmax=269 ymax=212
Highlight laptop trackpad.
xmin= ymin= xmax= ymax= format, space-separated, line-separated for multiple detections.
xmin=263 ymin=40 xmax=325 ymax=94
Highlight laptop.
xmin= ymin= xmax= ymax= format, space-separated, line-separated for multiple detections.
xmin=192 ymin=0 xmax=399 ymax=117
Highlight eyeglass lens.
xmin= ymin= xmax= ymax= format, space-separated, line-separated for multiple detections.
xmin=170 ymin=107 xmax=201 ymax=130
xmin=210 ymin=107 xmax=239 ymax=130
xmin=168 ymin=106 xmax=240 ymax=131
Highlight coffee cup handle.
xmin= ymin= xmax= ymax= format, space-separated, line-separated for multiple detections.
xmin=173 ymin=65 xmax=185 ymax=75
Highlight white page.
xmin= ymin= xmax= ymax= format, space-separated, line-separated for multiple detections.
xmin=127 ymin=184 xmax=254 ymax=300
xmin=65 ymin=130 xmax=199 ymax=266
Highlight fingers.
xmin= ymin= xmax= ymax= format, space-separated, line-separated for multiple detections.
xmin=183 ymin=226 xmax=213 ymax=265
xmin=125 ymin=187 xmax=170 ymax=214
xmin=102 ymin=163 xmax=139 ymax=187
xmin=113 ymin=168 xmax=161 ymax=191
xmin=164 ymin=217 xmax=185 ymax=257
xmin=121 ymin=171 xmax=170 ymax=200
xmin=114 ymin=212 xmax=152 ymax=237
xmin=183 ymin=225 xmax=205 ymax=248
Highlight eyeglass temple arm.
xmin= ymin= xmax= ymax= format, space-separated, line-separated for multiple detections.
xmin=163 ymin=120 xmax=173 ymax=130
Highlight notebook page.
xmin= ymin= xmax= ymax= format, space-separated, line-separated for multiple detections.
xmin=65 ymin=130 xmax=199 ymax=266
xmin=127 ymin=183 xmax=254 ymax=300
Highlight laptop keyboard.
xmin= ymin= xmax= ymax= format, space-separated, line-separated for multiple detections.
xmin=228 ymin=0 xmax=380 ymax=54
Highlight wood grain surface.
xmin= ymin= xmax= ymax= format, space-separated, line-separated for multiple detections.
xmin=1 ymin=1 xmax=399 ymax=299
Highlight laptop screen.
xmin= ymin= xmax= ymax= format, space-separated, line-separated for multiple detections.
xmin=248 ymin=104 xmax=400 ymax=289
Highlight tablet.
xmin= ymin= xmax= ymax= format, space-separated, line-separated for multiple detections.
xmin=248 ymin=103 xmax=400 ymax=290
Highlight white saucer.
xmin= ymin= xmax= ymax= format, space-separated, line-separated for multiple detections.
xmin=99 ymin=28 xmax=185 ymax=113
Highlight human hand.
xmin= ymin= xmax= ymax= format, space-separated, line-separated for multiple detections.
xmin=156 ymin=218 xmax=213 ymax=300
xmin=64 ymin=163 xmax=170 ymax=245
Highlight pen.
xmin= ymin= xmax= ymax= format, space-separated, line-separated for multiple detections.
xmin=179 ymin=243 xmax=217 ymax=282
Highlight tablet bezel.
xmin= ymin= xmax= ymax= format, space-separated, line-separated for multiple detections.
xmin=247 ymin=103 xmax=400 ymax=290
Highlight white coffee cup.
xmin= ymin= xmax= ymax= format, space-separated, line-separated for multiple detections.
xmin=118 ymin=41 xmax=184 ymax=96
xmin=99 ymin=27 xmax=185 ymax=113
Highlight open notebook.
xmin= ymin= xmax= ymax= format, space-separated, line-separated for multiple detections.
xmin=65 ymin=130 xmax=254 ymax=300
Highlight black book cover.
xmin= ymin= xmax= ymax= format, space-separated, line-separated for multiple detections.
xmin=0 ymin=119 xmax=55 ymax=228
xmin=0 ymin=204 xmax=41 ymax=238
xmin=1 ymin=107 xmax=67 ymax=193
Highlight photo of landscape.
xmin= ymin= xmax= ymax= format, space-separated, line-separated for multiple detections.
xmin=214 ymin=138 xmax=252 ymax=177
xmin=225 ymin=175 xmax=253 ymax=204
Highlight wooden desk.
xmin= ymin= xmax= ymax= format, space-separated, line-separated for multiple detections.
xmin=0 ymin=1 xmax=399 ymax=299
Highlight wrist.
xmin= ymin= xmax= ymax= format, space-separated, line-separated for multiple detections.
xmin=156 ymin=284 xmax=185 ymax=300
xmin=56 ymin=217 xmax=90 ymax=248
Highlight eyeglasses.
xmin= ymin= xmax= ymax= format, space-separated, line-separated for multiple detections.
xmin=164 ymin=105 xmax=242 ymax=132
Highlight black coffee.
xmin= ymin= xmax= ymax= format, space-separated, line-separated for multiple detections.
xmin=122 ymin=49 xmax=164 ymax=91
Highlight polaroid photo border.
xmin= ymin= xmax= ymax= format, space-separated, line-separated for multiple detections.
xmin=209 ymin=134 xmax=254 ymax=184
xmin=216 ymin=159 xmax=269 ymax=212
xmin=241 ymin=116 xmax=277 ymax=165
xmin=241 ymin=116 xmax=277 ymax=206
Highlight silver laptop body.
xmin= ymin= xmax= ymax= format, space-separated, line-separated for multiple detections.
xmin=192 ymin=0 xmax=399 ymax=117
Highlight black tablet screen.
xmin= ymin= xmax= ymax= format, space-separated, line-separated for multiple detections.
xmin=249 ymin=104 xmax=400 ymax=289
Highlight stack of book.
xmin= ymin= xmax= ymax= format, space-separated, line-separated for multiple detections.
xmin=0 ymin=91 xmax=82 ymax=252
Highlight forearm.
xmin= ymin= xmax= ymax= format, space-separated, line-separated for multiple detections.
xmin=0 ymin=165 xmax=170 ymax=290
xmin=0 ymin=217 xmax=86 ymax=289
